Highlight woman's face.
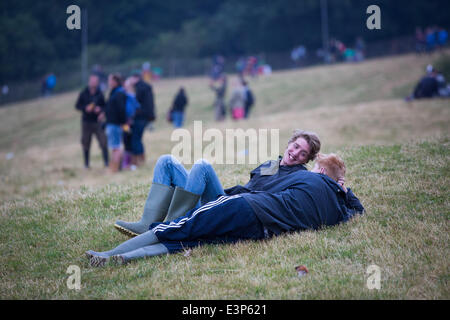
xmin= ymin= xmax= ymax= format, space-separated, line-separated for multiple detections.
xmin=280 ymin=137 xmax=311 ymax=166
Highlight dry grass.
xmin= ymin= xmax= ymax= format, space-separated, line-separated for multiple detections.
xmin=0 ymin=51 xmax=449 ymax=299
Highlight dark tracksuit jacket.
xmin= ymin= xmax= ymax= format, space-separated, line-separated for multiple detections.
xmin=224 ymin=157 xmax=307 ymax=195
xmin=105 ymin=86 xmax=127 ymax=125
xmin=75 ymin=87 xmax=106 ymax=123
xmin=241 ymin=170 xmax=364 ymax=235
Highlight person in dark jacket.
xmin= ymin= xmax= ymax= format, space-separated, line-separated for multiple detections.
xmin=242 ymin=80 xmax=255 ymax=119
xmin=86 ymin=153 xmax=364 ymax=266
xmin=170 ymin=87 xmax=188 ymax=128
xmin=105 ymin=73 xmax=127 ymax=173
xmin=114 ymin=129 xmax=321 ymax=236
xmin=75 ymin=74 xmax=108 ymax=169
xmin=130 ymin=72 xmax=156 ymax=166
xmin=406 ymin=67 xmax=439 ymax=101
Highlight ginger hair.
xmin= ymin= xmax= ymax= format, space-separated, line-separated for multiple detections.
xmin=315 ymin=153 xmax=346 ymax=182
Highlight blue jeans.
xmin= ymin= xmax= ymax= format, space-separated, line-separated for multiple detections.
xmin=106 ymin=124 xmax=123 ymax=149
xmin=152 ymin=155 xmax=225 ymax=206
xmin=131 ymin=119 xmax=148 ymax=155
xmin=172 ymin=111 xmax=184 ymax=128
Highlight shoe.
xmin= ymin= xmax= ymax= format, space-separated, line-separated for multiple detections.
xmin=111 ymin=255 xmax=127 ymax=266
xmin=89 ymin=255 xmax=109 ymax=268
xmin=114 ymin=183 xmax=175 ymax=236
xmin=164 ymin=187 xmax=201 ymax=222
xmin=85 ymin=250 xmax=95 ymax=260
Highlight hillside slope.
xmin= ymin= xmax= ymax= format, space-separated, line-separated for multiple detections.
xmin=0 ymin=51 xmax=449 ymax=299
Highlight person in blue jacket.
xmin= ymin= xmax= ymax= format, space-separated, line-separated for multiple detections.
xmin=114 ymin=129 xmax=321 ymax=236
xmin=86 ymin=153 xmax=364 ymax=267
xmin=105 ymin=73 xmax=128 ymax=173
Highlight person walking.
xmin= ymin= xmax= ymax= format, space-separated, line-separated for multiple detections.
xmin=170 ymin=87 xmax=188 ymax=128
xmin=75 ymin=74 xmax=109 ymax=169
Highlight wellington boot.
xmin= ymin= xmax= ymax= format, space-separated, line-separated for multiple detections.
xmin=164 ymin=187 xmax=201 ymax=222
xmin=114 ymin=183 xmax=175 ymax=237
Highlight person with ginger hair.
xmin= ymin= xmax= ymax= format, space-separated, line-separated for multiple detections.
xmin=312 ymin=153 xmax=346 ymax=188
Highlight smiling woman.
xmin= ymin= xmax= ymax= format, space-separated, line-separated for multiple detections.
xmin=113 ymin=129 xmax=321 ymax=237
xmin=280 ymin=130 xmax=321 ymax=166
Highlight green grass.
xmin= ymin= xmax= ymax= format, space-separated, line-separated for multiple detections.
xmin=0 ymin=51 xmax=449 ymax=299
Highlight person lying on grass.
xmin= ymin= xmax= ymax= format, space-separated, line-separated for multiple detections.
xmin=114 ymin=129 xmax=321 ymax=237
xmin=86 ymin=153 xmax=364 ymax=267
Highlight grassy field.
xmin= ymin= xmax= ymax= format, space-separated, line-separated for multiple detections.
xmin=0 ymin=51 xmax=449 ymax=299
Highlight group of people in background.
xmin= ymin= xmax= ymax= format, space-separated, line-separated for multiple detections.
xmin=209 ymin=75 xmax=254 ymax=122
xmin=75 ymin=56 xmax=258 ymax=171
xmin=415 ymin=26 xmax=448 ymax=54
xmin=328 ymin=37 xmax=365 ymax=63
xmin=75 ymin=70 xmax=155 ymax=173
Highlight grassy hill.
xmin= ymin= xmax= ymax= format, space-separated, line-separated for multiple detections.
xmin=0 ymin=51 xmax=449 ymax=299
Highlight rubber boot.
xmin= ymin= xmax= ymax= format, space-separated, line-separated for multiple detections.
xmin=114 ymin=183 xmax=175 ymax=237
xmin=163 ymin=187 xmax=201 ymax=222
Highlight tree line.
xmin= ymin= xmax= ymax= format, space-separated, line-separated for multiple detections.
xmin=1 ymin=0 xmax=449 ymax=83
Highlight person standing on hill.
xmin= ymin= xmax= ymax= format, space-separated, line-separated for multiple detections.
xmin=242 ymin=80 xmax=254 ymax=119
xmin=170 ymin=87 xmax=188 ymax=128
xmin=105 ymin=73 xmax=128 ymax=173
xmin=130 ymin=72 xmax=155 ymax=166
xmin=210 ymin=75 xmax=227 ymax=121
xmin=75 ymin=74 xmax=109 ymax=169
xmin=122 ymin=77 xmax=141 ymax=170
xmin=228 ymin=78 xmax=246 ymax=120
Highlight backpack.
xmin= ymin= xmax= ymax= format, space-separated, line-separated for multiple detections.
xmin=232 ymin=107 xmax=245 ymax=119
